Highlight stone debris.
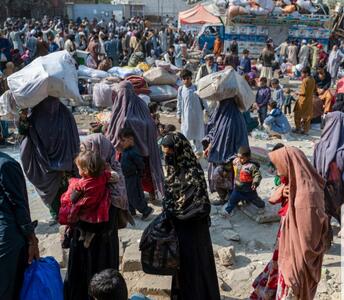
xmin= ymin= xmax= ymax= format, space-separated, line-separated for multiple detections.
xmin=239 ymin=202 xmax=280 ymax=224
xmin=223 ymin=229 xmax=240 ymax=242
xmin=218 ymin=246 xmax=235 ymax=267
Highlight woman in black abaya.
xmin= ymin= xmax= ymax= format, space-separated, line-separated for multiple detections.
xmin=161 ymin=132 xmax=220 ymax=300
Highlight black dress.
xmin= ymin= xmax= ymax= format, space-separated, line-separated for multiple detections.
xmin=64 ymin=206 xmax=119 ymax=300
xmin=171 ymin=217 xmax=220 ymax=300
xmin=0 ymin=152 xmax=34 ymax=300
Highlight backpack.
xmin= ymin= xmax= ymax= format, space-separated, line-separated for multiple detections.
xmin=139 ymin=212 xmax=179 ymax=275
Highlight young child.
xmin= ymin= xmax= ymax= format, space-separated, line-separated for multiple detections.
xmin=59 ymin=150 xmax=114 ymax=248
xmin=239 ymin=49 xmax=251 ymax=75
xmin=148 ymin=102 xmax=160 ymax=127
xmin=255 ymin=77 xmax=271 ymax=127
xmin=271 ymin=78 xmax=285 ymax=109
xmin=177 ymin=68 xmax=205 ymax=156
xmin=89 ymin=269 xmax=151 ymax=300
xmin=118 ymin=127 xmax=153 ymax=220
xmin=264 ymin=101 xmax=291 ymax=137
xmin=158 ymin=124 xmax=176 ymax=159
xmin=283 ymin=88 xmax=295 ymax=115
xmin=225 ymin=146 xmax=265 ymax=215
xmin=212 ymin=161 xmax=233 ymax=205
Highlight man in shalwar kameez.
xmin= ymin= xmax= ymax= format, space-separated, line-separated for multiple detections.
xmin=294 ymin=66 xmax=316 ymax=134
xmin=177 ymin=69 xmax=206 ymax=156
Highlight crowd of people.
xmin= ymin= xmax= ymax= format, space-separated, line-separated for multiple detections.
xmin=0 ymin=13 xmax=343 ymax=300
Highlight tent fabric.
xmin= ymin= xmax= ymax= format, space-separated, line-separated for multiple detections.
xmin=179 ymin=4 xmax=221 ymax=25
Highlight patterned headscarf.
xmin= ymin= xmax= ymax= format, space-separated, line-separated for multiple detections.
xmin=161 ymin=132 xmax=210 ymax=219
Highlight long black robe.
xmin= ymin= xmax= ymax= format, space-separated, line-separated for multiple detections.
xmin=64 ymin=206 xmax=119 ymax=300
xmin=0 ymin=151 xmax=34 ymax=300
xmin=171 ymin=217 xmax=220 ymax=300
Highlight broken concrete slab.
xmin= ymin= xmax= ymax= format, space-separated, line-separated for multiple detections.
xmin=135 ymin=273 xmax=171 ymax=297
xmin=239 ymin=202 xmax=280 ymax=224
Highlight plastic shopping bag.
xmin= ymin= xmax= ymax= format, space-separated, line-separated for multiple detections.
xmin=20 ymin=257 xmax=63 ymax=300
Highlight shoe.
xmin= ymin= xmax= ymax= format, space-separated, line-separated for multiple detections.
xmin=130 ymin=210 xmax=137 ymax=217
xmin=142 ymin=207 xmax=154 ymax=220
xmin=250 ymin=197 xmax=265 ymax=209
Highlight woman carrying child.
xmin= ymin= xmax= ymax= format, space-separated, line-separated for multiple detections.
xmin=63 ymin=150 xmax=121 ymax=300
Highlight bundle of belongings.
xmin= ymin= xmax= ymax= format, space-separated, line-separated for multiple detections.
xmin=0 ymin=51 xmax=82 ymax=120
xmin=196 ymin=66 xmax=255 ymax=111
xmin=222 ymin=0 xmax=328 ymax=19
xmin=78 ymin=58 xmax=180 ymax=107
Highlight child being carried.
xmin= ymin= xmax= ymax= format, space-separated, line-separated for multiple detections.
xmin=59 ymin=150 xmax=118 ymax=248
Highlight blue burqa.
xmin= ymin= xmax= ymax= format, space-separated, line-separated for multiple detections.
xmin=204 ymin=99 xmax=249 ymax=191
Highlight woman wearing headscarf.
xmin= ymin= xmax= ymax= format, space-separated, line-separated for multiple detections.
xmin=0 ymin=151 xmax=40 ymax=300
xmin=161 ymin=132 xmax=220 ymax=300
xmin=86 ymin=36 xmax=100 ymax=69
xmin=20 ymin=96 xmax=80 ymax=222
xmin=313 ymin=112 xmax=344 ymax=241
xmin=203 ymin=99 xmax=249 ymax=204
xmin=327 ymin=45 xmax=344 ymax=87
xmin=106 ymin=81 xmax=164 ymax=202
xmin=64 ymin=133 xmax=131 ymax=300
xmin=80 ymin=133 xmax=133 ymax=226
xmin=251 ymin=146 xmax=328 ymax=300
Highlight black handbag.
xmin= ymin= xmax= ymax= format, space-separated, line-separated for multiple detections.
xmin=139 ymin=212 xmax=179 ymax=275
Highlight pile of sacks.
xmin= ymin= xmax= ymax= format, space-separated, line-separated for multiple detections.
xmin=0 ymin=51 xmax=82 ymax=120
xmin=143 ymin=61 xmax=179 ymax=103
xmin=81 ymin=59 xmax=180 ymax=107
xmin=220 ymin=0 xmax=324 ymax=19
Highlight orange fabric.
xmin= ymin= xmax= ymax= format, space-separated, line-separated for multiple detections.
xmin=213 ymin=38 xmax=223 ymax=56
xmin=179 ymin=4 xmax=220 ymax=25
xmin=268 ymin=147 xmax=328 ymax=300
xmin=319 ymin=90 xmax=334 ymax=113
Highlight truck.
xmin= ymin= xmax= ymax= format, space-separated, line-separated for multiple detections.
xmin=198 ymin=14 xmax=332 ymax=57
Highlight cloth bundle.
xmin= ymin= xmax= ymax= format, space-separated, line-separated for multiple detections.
xmin=7 ymin=51 xmax=82 ymax=108
xmin=143 ymin=67 xmax=178 ymax=86
xmin=196 ymin=67 xmax=255 ymax=112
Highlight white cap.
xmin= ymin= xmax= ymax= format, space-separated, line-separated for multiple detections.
xmin=302 ymin=39 xmax=307 ymax=44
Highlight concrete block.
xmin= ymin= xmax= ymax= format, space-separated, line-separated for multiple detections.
xmin=135 ymin=273 xmax=172 ymax=297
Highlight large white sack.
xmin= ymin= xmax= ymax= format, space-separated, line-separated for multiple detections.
xmin=78 ymin=65 xmax=109 ymax=78
xmin=92 ymin=83 xmax=113 ymax=108
xmin=143 ymin=67 xmax=178 ymax=86
xmin=0 ymin=90 xmax=19 ymax=121
xmin=196 ymin=67 xmax=255 ymax=112
xmin=7 ymin=51 xmax=82 ymax=108
xmin=149 ymin=85 xmax=178 ymax=102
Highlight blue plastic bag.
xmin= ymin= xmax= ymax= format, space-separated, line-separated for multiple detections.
xmin=20 ymin=256 xmax=63 ymax=300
